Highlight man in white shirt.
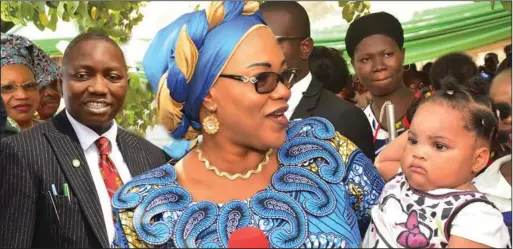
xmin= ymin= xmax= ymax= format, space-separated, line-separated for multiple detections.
xmin=474 ymin=66 xmax=512 ymax=237
xmin=0 ymin=33 xmax=170 ymax=248
xmin=261 ymin=2 xmax=375 ymax=161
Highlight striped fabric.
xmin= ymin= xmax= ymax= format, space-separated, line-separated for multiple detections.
xmin=0 ymin=111 xmax=170 ymax=248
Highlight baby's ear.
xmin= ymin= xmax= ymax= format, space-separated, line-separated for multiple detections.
xmin=471 ymin=146 xmax=490 ymax=174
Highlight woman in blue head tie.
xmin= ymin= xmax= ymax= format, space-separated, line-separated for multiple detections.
xmin=112 ymin=2 xmax=391 ymax=248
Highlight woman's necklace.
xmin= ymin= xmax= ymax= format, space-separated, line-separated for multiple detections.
xmin=196 ymin=148 xmax=273 ymax=181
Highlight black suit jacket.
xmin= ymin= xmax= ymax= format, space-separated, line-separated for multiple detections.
xmin=291 ymin=76 xmax=375 ymax=161
xmin=0 ymin=111 xmax=171 ymax=248
xmin=0 ymin=98 xmax=6 ymax=142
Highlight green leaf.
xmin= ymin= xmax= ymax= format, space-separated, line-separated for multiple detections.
xmin=20 ymin=2 xmax=34 ymax=21
xmin=355 ymin=2 xmax=364 ymax=13
xmin=194 ymin=4 xmax=201 ymax=11
xmin=47 ymin=8 xmax=58 ymax=30
xmin=62 ymin=11 xmax=70 ymax=22
xmin=56 ymin=1 xmax=66 ymax=18
xmin=77 ymin=1 xmax=89 ymax=18
xmin=338 ymin=1 xmax=348 ymax=8
xmin=32 ymin=1 xmax=46 ymax=12
xmin=65 ymin=1 xmax=80 ymax=16
xmin=363 ymin=1 xmax=371 ymax=10
xmin=128 ymin=72 xmax=142 ymax=89
xmin=501 ymin=1 xmax=512 ymax=12
xmin=112 ymin=10 xmax=120 ymax=24
xmin=32 ymin=10 xmax=45 ymax=31
xmin=46 ymin=1 xmax=59 ymax=8
xmin=342 ymin=4 xmax=354 ymax=22
xmin=104 ymin=2 xmax=126 ymax=11
xmin=103 ymin=27 xmax=126 ymax=37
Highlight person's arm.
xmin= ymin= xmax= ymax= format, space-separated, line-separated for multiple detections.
xmin=0 ymin=138 xmax=37 ymax=247
xmin=335 ymin=106 xmax=376 ymax=162
xmin=448 ymin=235 xmax=490 ymax=248
xmin=374 ymin=131 xmax=408 ymax=182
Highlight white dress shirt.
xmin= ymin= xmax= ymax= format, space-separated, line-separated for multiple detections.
xmin=473 ymin=154 xmax=512 ymax=213
xmin=66 ymin=111 xmax=132 ymax=245
xmin=285 ymin=72 xmax=312 ymax=119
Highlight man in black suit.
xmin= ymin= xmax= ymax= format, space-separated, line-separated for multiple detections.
xmin=261 ymin=2 xmax=375 ymax=161
xmin=0 ymin=33 xmax=170 ymax=248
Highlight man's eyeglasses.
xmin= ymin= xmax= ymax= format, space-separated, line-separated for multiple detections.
xmin=1 ymin=82 xmax=40 ymax=94
xmin=276 ymin=36 xmax=309 ymax=42
xmin=494 ymin=103 xmax=511 ymax=121
xmin=219 ymin=68 xmax=299 ymax=94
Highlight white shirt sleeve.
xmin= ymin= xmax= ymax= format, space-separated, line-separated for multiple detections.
xmin=450 ymin=201 xmax=511 ymax=248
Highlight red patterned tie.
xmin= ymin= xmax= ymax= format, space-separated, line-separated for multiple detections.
xmin=96 ymin=137 xmax=123 ymax=198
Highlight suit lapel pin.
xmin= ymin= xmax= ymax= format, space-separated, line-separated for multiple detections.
xmin=72 ymin=159 xmax=81 ymax=168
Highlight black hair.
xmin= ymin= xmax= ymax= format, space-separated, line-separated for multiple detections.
xmin=417 ymin=76 xmax=498 ymax=148
xmin=496 ymin=56 xmax=512 ymax=75
xmin=422 ymin=62 xmax=433 ymax=73
xmin=260 ymin=1 xmax=311 ymax=38
xmin=404 ymin=63 xmax=417 ymax=72
xmin=309 ymin=46 xmax=350 ymax=94
xmin=62 ymin=32 xmax=125 ymax=68
xmin=430 ymin=53 xmax=478 ymax=91
xmin=484 ymin=52 xmax=499 ymax=63
xmin=504 ymin=44 xmax=512 ymax=55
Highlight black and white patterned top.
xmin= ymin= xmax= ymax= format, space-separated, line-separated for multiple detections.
xmin=363 ymin=173 xmax=511 ymax=248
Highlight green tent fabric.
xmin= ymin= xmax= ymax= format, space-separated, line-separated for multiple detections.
xmin=313 ymin=2 xmax=511 ymax=65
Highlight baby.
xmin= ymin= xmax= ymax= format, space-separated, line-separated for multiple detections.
xmin=366 ymin=77 xmax=511 ymax=248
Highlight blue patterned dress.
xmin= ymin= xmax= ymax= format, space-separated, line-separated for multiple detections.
xmin=112 ymin=117 xmax=385 ymax=248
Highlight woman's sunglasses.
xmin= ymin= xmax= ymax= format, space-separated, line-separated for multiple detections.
xmin=219 ymin=68 xmax=299 ymax=94
xmin=1 ymin=81 xmax=39 ymax=94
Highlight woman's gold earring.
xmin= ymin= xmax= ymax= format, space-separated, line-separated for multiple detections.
xmin=203 ymin=106 xmax=219 ymax=135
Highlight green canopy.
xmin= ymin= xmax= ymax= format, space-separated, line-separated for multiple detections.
xmin=31 ymin=2 xmax=511 ymax=65
xmin=314 ymin=2 xmax=511 ymax=64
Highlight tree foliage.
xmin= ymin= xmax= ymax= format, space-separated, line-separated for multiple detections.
xmin=1 ymin=1 xmax=145 ymax=43
xmin=489 ymin=1 xmax=512 ymax=12
xmin=118 ymin=70 xmax=158 ymax=137
xmin=338 ymin=1 xmax=371 ymax=22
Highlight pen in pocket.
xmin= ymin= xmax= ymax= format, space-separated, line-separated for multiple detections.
xmin=47 ymin=191 xmax=61 ymax=223
xmin=51 ymin=184 xmax=58 ymax=196
xmin=63 ymin=183 xmax=71 ymax=203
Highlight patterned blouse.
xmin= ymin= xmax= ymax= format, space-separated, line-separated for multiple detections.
xmin=363 ymin=173 xmax=511 ymax=248
xmin=111 ymin=117 xmax=385 ymax=248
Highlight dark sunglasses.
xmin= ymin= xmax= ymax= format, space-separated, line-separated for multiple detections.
xmin=219 ymin=68 xmax=299 ymax=94
xmin=494 ymin=103 xmax=511 ymax=121
xmin=276 ymin=36 xmax=309 ymax=42
xmin=1 ymin=81 xmax=40 ymax=94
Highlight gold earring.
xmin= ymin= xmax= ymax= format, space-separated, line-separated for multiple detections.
xmin=203 ymin=106 xmax=219 ymax=135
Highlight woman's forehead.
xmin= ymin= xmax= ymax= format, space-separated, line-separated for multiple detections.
xmin=229 ymin=27 xmax=284 ymax=69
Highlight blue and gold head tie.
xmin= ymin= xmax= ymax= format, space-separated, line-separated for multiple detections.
xmin=143 ymin=1 xmax=265 ymax=140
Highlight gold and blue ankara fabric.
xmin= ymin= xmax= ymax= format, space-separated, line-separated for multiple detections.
xmin=112 ymin=117 xmax=384 ymax=248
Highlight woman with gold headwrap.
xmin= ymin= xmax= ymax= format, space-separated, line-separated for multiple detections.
xmin=112 ymin=2 xmax=388 ymax=248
